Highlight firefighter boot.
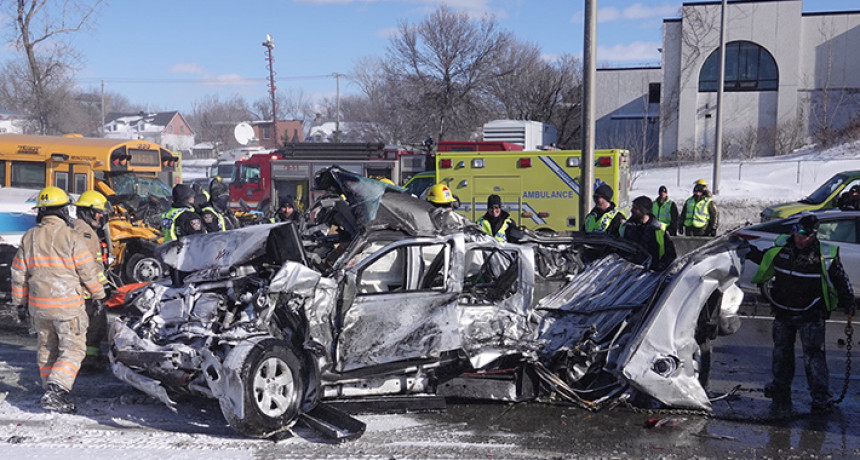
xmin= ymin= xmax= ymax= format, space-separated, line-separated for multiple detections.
xmin=40 ymin=383 xmax=76 ymax=414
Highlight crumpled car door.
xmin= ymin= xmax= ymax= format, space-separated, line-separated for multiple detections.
xmin=334 ymin=235 xmax=465 ymax=372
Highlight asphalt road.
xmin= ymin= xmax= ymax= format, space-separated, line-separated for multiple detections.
xmin=0 ymin=309 xmax=858 ymax=459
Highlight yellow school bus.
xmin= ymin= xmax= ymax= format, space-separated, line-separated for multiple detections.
xmin=0 ymin=133 xmax=179 ymax=199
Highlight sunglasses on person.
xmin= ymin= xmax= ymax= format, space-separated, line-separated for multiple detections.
xmin=792 ymin=224 xmax=815 ymax=237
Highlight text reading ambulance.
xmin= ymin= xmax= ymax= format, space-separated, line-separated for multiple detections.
xmin=436 ymin=149 xmax=630 ymax=231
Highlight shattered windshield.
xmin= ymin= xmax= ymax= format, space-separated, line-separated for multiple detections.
xmin=110 ymin=173 xmax=172 ymax=200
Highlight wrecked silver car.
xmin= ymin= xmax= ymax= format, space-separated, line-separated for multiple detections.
xmin=107 ymin=167 xmax=746 ymax=439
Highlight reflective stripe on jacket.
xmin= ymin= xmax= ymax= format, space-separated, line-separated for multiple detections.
xmin=683 ymin=197 xmax=711 ymax=228
xmin=10 ymin=215 xmax=106 ymax=320
xmin=585 ymin=208 xmax=622 ymax=233
xmin=653 ymin=199 xmax=674 ymax=226
xmin=477 ymin=216 xmax=514 ymax=242
xmin=161 ymin=207 xmax=191 ymax=242
xmin=72 ymin=219 xmax=109 ymax=295
xmin=201 ymin=206 xmax=227 ymax=232
xmin=751 ymin=235 xmax=840 ymax=312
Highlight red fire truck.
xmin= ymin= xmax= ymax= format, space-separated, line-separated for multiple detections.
xmin=228 ymin=142 xmax=427 ymax=212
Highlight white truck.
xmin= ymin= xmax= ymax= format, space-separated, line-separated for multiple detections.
xmin=482 ymin=120 xmax=558 ymax=151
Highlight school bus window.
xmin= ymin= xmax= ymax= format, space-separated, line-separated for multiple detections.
xmin=0 ymin=160 xmax=6 ymax=186
xmin=54 ymin=171 xmax=69 ymax=191
xmin=74 ymin=173 xmax=87 ymax=194
xmin=10 ymin=161 xmax=46 ymax=188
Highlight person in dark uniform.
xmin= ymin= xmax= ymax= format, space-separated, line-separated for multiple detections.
xmin=275 ymin=195 xmax=305 ymax=231
xmin=476 ymin=194 xmax=517 ymax=243
xmin=621 ymin=196 xmax=676 ymax=271
xmin=748 ymin=214 xmax=855 ymax=412
xmin=583 ymin=184 xmax=626 ymax=237
xmin=161 ymin=184 xmax=205 ymax=242
xmin=652 ymin=185 xmax=680 ymax=236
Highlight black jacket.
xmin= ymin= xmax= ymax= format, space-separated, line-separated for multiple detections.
xmin=622 ymin=215 xmax=677 ymax=271
xmin=748 ymin=237 xmax=854 ymax=317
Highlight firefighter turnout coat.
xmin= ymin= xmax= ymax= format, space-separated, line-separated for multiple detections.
xmin=11 ymin=215 xmax=107 ymax=320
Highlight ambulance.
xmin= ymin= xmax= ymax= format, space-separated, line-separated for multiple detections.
xmin=436 ymin=149 xmax=630 ymax=231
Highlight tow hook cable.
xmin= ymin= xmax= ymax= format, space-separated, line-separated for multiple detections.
xmin=834 ymin=315 xmax=853 ymax=405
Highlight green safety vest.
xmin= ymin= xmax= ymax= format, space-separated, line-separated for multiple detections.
xmin=683 ymin=197 xmax=711 ymax=228
xmin=478 ymin=216 xmax=514 ymax=242
xmin=751 ymin=235 xmax=840 ymax=311
xmin=161 ymin=207 xmax=192 ymax=242
xmin=584 ymin=208 xmax=625 ymax=233
xmin=202 ymin=206 xmax=226 ymax=232
xmin=652 ymin=199 xmax=674 ymax=226
xmin=620 ymin=220 xmax=668 ymax=258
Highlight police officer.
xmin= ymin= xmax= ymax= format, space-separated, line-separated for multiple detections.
xmin=10 ymin=186 xmax=106 ymax=413
xmin=72 ymin=190 xmax=111 ymax=372
xmin=680 ymin=179 xmax=718 ymax=237
xmin=426 ymin=184 xmax=457 ymax=209
xmin=748 ymin=214 xmax=855 ymax=412
xmin=477 ymin=194 xmax=517 ymax=243
xmin=206 ymin=179 xmax=239 ymax=230
xmin=584 ymin=183 xmax=626 ymax=237
xmin=161 ymin=183 xmax=205 ymax=241
xmin=652 ymin=185 xmax=679 ymax=236
xmin=621 ymin=196 xmax=676 ymax=271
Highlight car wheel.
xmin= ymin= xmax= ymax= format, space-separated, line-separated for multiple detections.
xmin=123 ymin=253 xmax=163 ymax=284
xmin=223 ymin=338 xmax=303 ymax=438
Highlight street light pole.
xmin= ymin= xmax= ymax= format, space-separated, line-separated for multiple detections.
xmin=713 ymin=0 xmax=727 ymax=194
xmin=333 ymin=73 xmax=342 ymax=142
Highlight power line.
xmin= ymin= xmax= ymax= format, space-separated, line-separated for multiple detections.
xmin=75 ymin=74 xmax=338 ymax=85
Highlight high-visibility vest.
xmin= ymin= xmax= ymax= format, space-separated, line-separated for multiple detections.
xmin=584 ymin=208 xmax=624 ymax=233
xmin=751 ymin=235 xmax=840 ymax=311
xmin=683 ymin=197 xmax=711 ymax=228
xmin=202 ymin=206 xmax=226 ymax=232
xmin=161 ymin=207 xmax=192 ymax=242
xmin=477 ymin=216 xmax=514 ymax=242
xmin=655 ymin=221 xmax=667 ymax=258
xmin=653 ymin=199 xmax=674 ymax=226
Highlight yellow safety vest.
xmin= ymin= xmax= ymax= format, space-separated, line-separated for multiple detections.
xmin=751 ymin=235 xmax=840 ymax=311
xmin=652 ymin=199 xmax=674 ymax=226
xmin=584 ymin=208 xmax=624 ymax=233
xmin=683 ymin=197 xmax=711 ymax=228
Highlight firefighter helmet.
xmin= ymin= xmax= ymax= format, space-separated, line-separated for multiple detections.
xmin=426 ymin=184 xmax=455 ymax=204
xmin=35 ymin=186 xmax=70 ymax=208
xmin=74 ymin=190 xmax=108 ymax=212
xmin=695 ymin=178 xmax=708 ymax=186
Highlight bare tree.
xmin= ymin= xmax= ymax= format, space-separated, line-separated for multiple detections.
xmin=1 ymin=0 xmax=103 ymax=134
xmin=187 ymin=94 xmax=255 ymax=148
xmin=385 ymin=5 xmax=513 ymax=141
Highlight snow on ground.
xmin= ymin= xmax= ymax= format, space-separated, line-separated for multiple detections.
xmin=630 ymin=140 xmax=860 ymax=230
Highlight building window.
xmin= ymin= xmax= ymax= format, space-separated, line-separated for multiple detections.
xmin=180 ymin=126 xmax=185 ymax=133
xmin=168 ymin=125 xmax=174 ymax=133
xmin=699 ymin=41 xmax=778 ymax=92
xmin=648 ymin=83 xmax=661 ymax=103
xmin=262 ymin=126 xmax=271 ymax=139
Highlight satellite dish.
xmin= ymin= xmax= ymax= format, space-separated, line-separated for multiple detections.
xmin=234 ymin=122 xmax=254 ymax=146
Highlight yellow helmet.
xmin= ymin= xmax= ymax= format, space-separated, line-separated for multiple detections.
xmin=35 ymin=186 xmax=70 ymax=208
xmin=74 ymin=190 xmax=108 ymax=211
xmin=426 ymin=184 xmax=455 ymax=204
xmin=379 ymin=178 xmax=396 ymax=186
xmin=695 ymin=178 xmax=708 ymax=186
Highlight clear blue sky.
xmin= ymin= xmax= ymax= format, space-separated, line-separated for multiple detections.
xmin=3 ymin=0 xmax=858 ymax=114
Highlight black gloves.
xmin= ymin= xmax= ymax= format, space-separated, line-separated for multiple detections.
xmin=16 ymin=304 xmax=28 ymax=324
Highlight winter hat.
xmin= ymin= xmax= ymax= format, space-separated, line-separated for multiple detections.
xmin=658 ymin=185 xmax=668 ymax=195
xmin=795 ymin=214 xmax=819 ymax=236
xmin=632 ymin=196 xmax=653 ymax=214
xmin=172 ymin=184 xmax=195 ymax=205
xmin=280 ymin=195 xmax=295 ymax=209
xmin=594 ymin=184 xmax=613 ymax=201
xmin=487 ymin=194 xmax=502 ymax=208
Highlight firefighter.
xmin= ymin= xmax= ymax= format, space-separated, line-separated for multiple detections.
xmin=680 ymin=179 xmax=718 ymax=237
xmin=10 ymin=186 xmax=106 ymax=413
xmin=275 ymin=195 xmax=306 ymax=231
xmin=621 ymin=196 xmax=676 ymax=271
xmin=72 ymin=190 xmax=111 ymax=373
xmin=652 ymin=185 xmax=680 ymax=236
xmin=477 ymin=194 xmax=517 ymax=243
xmin=748 ymin=214 xmax=854 ymax=412
xmin=583 ymin=183 xmax=626 ymax=237
xmin=161 ymin=183 xmax=205 ymax=241
xmin=426 ymin=184 xmax=457 ymax=209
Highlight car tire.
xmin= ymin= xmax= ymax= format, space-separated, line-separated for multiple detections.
xmin=123 ymin=252 xmax=164 ymax=284
xmin=223 ymin=338 xmax=303 ymax=438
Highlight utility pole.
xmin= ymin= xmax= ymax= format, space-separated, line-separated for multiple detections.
xmin=713 ymin=0 xmax=727 ymax=194
xmin=580 ymin=0 xmax=597 ymax=228
xmin=262 ymin=34 xmax=277 ymax=144
xmin=333 ymin=73 xmax=342 ymax=143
